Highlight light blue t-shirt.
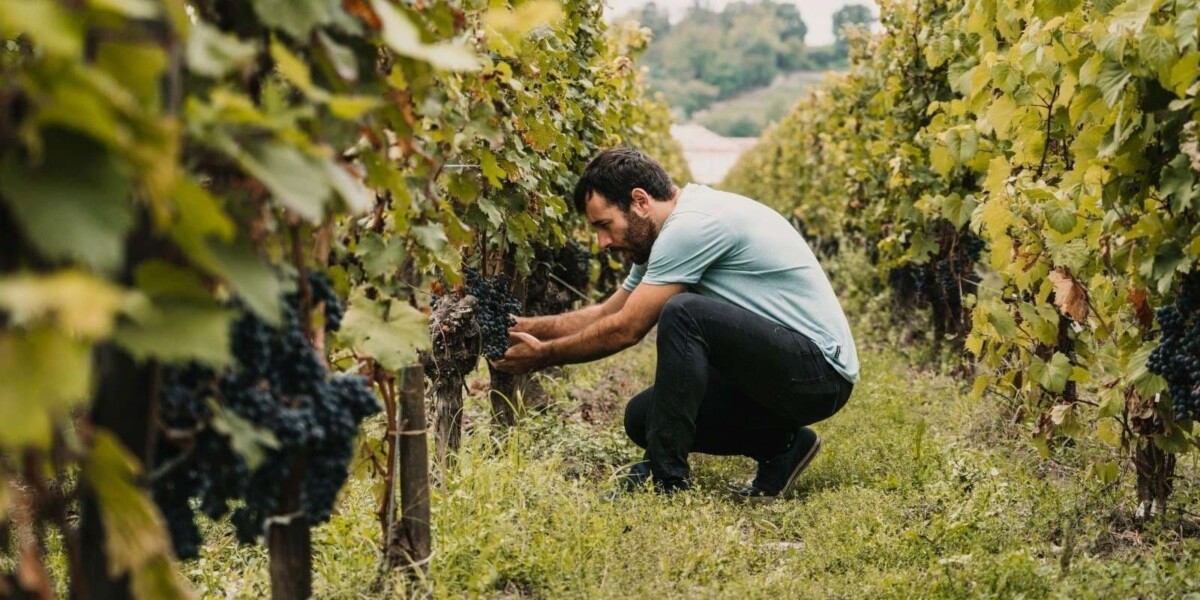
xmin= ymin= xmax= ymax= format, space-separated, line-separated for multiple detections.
xmin=623 ymin=184 xmax=859 ymax=383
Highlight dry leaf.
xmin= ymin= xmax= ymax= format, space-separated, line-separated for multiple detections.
xmin=1048 ymin=268 xmax=1089 ymax=323
xmin=1129 ymin=286 xmax=1153 ymax=329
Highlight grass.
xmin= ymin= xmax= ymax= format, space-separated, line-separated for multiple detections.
xmin=181 ymin=330 xmax=1200 ymax=599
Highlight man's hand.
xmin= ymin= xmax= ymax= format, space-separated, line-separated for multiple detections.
xmin=491 ymin=331 xmax=547 ymax=374
xmin=510 ymin=315 xmax=534 ymax=335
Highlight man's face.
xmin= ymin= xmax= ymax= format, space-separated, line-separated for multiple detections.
xmin=584 ymin=191 xmax=656 ymax=265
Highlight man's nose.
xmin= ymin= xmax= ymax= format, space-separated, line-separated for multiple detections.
xmin=597 ymin=231 xmax=612 ymax=249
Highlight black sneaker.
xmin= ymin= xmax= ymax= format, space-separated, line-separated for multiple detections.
xmin=604 ymin=461 xmax=691 ymax=500
xmin=735 ymin=427 xmax=821 ymax=502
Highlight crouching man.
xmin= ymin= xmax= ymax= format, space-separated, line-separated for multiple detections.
xmin=492 ymin=147 xmax=858 ymax=499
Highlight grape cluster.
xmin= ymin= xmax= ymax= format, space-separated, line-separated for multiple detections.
xmin=1147 ymin=273 xmax=1200 ymax=421
xmin=527 ymin=240 xmax=592 ymax=316
xmin=464 ymin=268 xmax=523 ymax=360
xmin=887 ymin=230 xmax=984 ymax=319
xmin=152 ymin=271 xmax=381 ymax=559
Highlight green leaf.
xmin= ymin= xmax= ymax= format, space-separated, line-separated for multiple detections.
xmin=89 ymin=0 xmax=159 ymax=18
xmin=169 ymin=176 xmax=236 ymax=272
xmin=1044 ymin=201 xmax=1078 ymax=234
xmin=133 ymin=261 xmax=210 ymax=300
xmin=318 ymin=30 xmax=359 ymax=81
xmin=209 ymin=241 xmax=284 ymax=325
xmin=371 ymin=0 xmax=481 ymax=71
xmin=1154 ymin=423 xmax=1190 ymax=453
xmin=270 ymin=39 xmax=330 ymax=101
xmin=1160 ymin=154 xmax=1197 ymax=214
xmin=1090 ymin=460 xmax=1120 ymax=484
xmin=988 ymin=307 xmax=1020 ymax=338
xmin=338 ymin=291 xmax=429 ymax=371
xmin=328 ymin=95 xmax=385 ymax=120
xmin=0 ymin=130 xmax=134 ymax=272
xmin=113 ymin=300 xmax=234 ymax=367
xmin=1047 ymin=238 xmax=1089 ymax=273
xmin=82 ymin=431 xmax=173 ymax=579
xmin=207 ymin=399 xmax=280 ymax=470
xmin=355 ymin=232 xmax=406 ymax=280
xmin=251 ymin=0 xmax=336 ymax=39
xmin=0 ymin=328 xmax=91 ymax=449
xmin=1167 ymin=52 xmax=1200 ymax=97
xmin=1139 ymin=25 xmax=1177 ymax=71
xmin=1039 ymin=352 xmax=1073 ymax=393
xmin=0 ymin=0 xmax=83 ymax=57
xmin=1034 ymin=0 xmax=1080 ymax=19
xmin=187 ymin=20 xmax=260 ymax=78
xmin=96 ymin=41 xmax=167 ymax=108
xmin=986 ymin=95 xmax=1017 ymax=137
xmin=1095 ymin=59 xmax=1132 ymax=107
xmin=323 ymin=159 xmax=374 ymax=214
xmin=232 ymin=141 xmax=333 ymax=223
xmin=1107 ymin=0 xmax=1155 ymax=35
xmin=480 ymin=150 xmax=507 ymax=187
xmin=130 ymin=556 xmax=192 ymax=600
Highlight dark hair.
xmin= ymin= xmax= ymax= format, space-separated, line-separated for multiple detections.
xmin=572 ymin=147 xmax=674 ymax=213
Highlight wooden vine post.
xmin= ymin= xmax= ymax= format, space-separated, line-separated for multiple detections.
xmin=384 ymin=365 xmax=432 ymax=584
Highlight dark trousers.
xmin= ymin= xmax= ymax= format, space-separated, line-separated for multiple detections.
xmin=624 ymin=293 xmax=854 ymax=486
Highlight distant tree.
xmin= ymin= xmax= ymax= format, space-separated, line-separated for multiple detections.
xmin=832 ymin=4 xmax=875 ymax=53
xmin=638 ymin=0 xmax=815 ymax=116
xmin=636 ymin=2 xmax=672 ymax=39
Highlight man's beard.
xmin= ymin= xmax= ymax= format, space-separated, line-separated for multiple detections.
xmin=623 ymin=212 xmax=655 ymax=265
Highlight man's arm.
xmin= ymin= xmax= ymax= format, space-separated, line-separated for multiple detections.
xmin=492 ymin=283 xmax=684 ymax=373
xmin=513 ymin=287 xmax=631 ymax=340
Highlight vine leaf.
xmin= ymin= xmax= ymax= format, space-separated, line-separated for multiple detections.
xmin=83 ymin=431 xmax=191 ymax=600
xmin=0 ymin=130 xmax=135 ymax=272
xmin=208 ymin=399 xmax=280 ymax=470
xmin=250 ymin=0 xmax=336 ymax=40
xmin=338 ymin=291 xmax=430 ymax=371
xmin=370 ymin=0 xmax=480 ymax=71
xmin=113 ymin=301 xmax=234 ymax=367
xmin=233 ymin=141 xmax=333 ymax=223
xmin=1129 ymin=286 xmax=1153 ymax=329
xmin=0 ymin=271 xmax=133 ymax=338
xmin=209 ymin=241 xmax=284 ymax=326
xmin=187 ymin=21 xmax=259 ymax=78
xmin=0 ymin=329 xmax=91 ymax=449
xmin=1048 ymin=268 xmax=1089 ymax=323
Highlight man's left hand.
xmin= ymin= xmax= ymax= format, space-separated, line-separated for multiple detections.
xmin=491 ymin=331 xmax=548 ymax=374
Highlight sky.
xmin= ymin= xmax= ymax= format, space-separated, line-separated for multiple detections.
xmin=603 ymin=0 xmax=881 ymax=46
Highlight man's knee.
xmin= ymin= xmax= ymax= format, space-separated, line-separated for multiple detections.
xmin=659 ymin=293 xmax=703 ymax=330
xmin=624 ymin=391 xmax=652 ymax=449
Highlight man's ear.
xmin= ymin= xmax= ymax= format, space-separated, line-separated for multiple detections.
xmin=629 ymin=188 xmax=652 ymax=215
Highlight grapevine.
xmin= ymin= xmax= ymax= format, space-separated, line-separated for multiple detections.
xmin=1147 ymin=273 xmax=1200 ymax=422
xmin=152 ymin=279 xmax=380 ymax=559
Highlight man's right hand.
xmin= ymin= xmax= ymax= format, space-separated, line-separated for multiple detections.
xmin=510 ymin=315 xmax=536 ymax=337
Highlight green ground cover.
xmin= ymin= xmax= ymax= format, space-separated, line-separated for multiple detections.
xmin=177 ymin=330 xmax=1200 ymax=598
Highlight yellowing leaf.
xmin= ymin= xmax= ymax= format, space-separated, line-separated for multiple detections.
xmin=0 ymin=329 xmax=91 ymax=449
xmin=0 ymin=271 xmax=133 ymax=338
xmin=82 ymin=431 xmax=173 ymax=578
xmin=328 ymin=95 xmax=385 ymax=120
xmin=270 ymin=39 xmax=329 ymax=101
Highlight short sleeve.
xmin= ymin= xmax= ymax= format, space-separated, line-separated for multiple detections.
xmin=621 ymin=263 xmax=646 ymax=292
xmin=641 ymin=212 xmax=732 ymax=286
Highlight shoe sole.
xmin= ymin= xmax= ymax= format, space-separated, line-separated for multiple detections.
xmin=746 ymin=435 xmax=822 ymax=504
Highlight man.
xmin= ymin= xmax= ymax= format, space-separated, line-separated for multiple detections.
xmin=493 ymin=147 xmax=857 ymax=499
